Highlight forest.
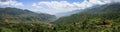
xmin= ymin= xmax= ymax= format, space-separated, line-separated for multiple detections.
xmin=0 ymin=3 xmax=120 ymax=32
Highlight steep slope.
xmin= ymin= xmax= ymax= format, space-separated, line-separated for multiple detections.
xmin=52 ymin=3 xmax=120 ymax=32
xmin=54 ymin=3 xmax=120 ymax=24
xmin=0 ymin=7 xmax=56 ymax=22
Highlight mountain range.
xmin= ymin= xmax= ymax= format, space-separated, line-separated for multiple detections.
xmin=54 ymin=3 xmax=120 ymax=24
xmin=0 ymin=3 xmax=120 ymax=32
xmin=0 ymin=7 xmax=56 ymax=23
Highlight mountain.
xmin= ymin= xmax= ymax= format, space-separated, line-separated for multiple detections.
xmin=0 ymin=3 xmax=120 ymax=32
xmin=54 ymin=5 xmax=101 ymax=18
xmin=54 ymin=3 xmax=120 ymax=24
xmin=52 ymin=3 xmax=120 ymax=32
xmin=0 ymin=7 xmax=56 ymax=23
xmin=55 ymin=10 xmax=83 ymax=18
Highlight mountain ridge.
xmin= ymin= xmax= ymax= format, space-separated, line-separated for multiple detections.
xmin=54 ymin=3 xmax=120 ymax=24
xmin=0 ymin=7 xmax=56 ymax=22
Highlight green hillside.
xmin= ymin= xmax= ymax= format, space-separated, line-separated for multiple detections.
xmin=53 ymin=3 xmax=120 ymax=32
xmin=0 ymin=3 xmax=120 ymax=32
xmin=0 ymin=7 xmax=56 ymax=22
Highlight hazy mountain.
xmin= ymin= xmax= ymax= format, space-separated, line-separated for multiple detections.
xmin=0 ymin=7 xmax=56 ymax=22
xmin=54 ymin=5 xmax=101 ymax=18
xmin=55 ymin=10 xmax=83 ymax=18
xmin=54 ymin=3 xmax=120 ymax=24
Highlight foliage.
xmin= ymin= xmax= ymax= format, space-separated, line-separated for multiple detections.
xmin=0 ymin=3 xmax=120 ymax=32
xmin=53 ymin=3 xmax=120 ymax=32
xmin=0 ymin=7 xmax=56 ymax=22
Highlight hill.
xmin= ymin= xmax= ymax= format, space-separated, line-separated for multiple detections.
xmin=53 ymin=3 xmax=120 ymax=32
xmin=0 ymin=3 xmax=120 ymax=32
xmin=54 ymin=3 xmax=120 ymax=24
xmin=0 ymin=7 xmax=56 ymax=23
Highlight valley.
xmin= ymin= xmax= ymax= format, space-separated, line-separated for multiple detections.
xmin=0 ymin=1 xmax=120 ymax=32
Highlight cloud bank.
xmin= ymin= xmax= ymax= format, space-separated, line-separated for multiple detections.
xmin=0 ymin=0 xmax=120 ymax=15
xmin=32 ymin=0 xmax=117 ymax=14
xmin=0 ymin=0 xmax=23 ymax=7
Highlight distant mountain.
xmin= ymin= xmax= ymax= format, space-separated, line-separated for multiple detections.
xmin=0 ymin=7 xmax=56 ymax=22
xmin=55 ymin=10 xmax=83 ymax=18
xmin=54 ymin=3 xmax=120 ymax=24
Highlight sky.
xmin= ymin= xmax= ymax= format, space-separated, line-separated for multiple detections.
xmin=0 ymin=0 xmax=120 ymax=15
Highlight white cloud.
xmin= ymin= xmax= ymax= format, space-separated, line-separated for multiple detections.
xmin=31 ymin=0 xmax=119 ymax=15
xmin=32 ymin=0 xmax=107 ymax=14
xmin=0 ymin=0 xmax=24 ymax=7
xmin=0 ymin=0 xmax=119 ymax=15
xmin=32 ymin=1 xmax=80 ymax=14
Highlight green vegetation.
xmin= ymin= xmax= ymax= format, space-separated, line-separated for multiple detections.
xmin=53 ymin=3 xmax=120 ymax=32
xmin=0 ymin=7 xmax=56 ymax=22
xmin=0 ymin=22 xmax=56 ymax=32
xmin=0 ymin=3 xmax=120 ymax=32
